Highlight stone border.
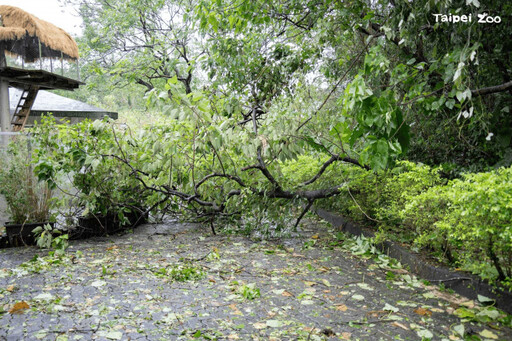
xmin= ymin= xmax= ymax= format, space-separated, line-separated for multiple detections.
xmin=315 ymin=208 xmax=512 ymax=314
xmin=29 ymin=111 xmax=118 ymax=119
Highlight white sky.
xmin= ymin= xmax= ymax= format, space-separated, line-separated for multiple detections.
xmin=1 ymin=0 xmax=83 ymax=37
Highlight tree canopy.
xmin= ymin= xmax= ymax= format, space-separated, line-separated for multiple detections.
xmin=34 ymin=0 xmax=512 ymax=286
xmin=71 ymin=0 xmax=511 ymax=171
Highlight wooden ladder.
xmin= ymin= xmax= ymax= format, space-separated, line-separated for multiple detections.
xmin=11 ymin=86 xmax=39 ymax=132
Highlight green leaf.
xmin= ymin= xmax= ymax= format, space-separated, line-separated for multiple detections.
xmin=417 ymin=329 xmax=433 ymax=339
xmin=383 ymin=303 xmax=399 ymax=312
xmin=105 ymin=331 xmax=123 ymax=340
xmin=266 ymin=320 xmax=283 ymax=328
xmin=479 ymin=329 xmax=498 ymax=339
xmin=208 ymin=14 xmax=219 ymax=32
xmin=369 ymin=139 xmax=389 ymax=170
xmin=477 ymin=295 xmax=494 ymax=304
xmin=453 ymin=324 xmax=465 ymax=337
xmin=304 ymin=137 xmax=329 ymax=154
xmin=352 ymin=294 xmax=365 ymax=301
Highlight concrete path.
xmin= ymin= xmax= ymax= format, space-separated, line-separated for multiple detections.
xmin=0 ymin=219 xmax=511 ymax=340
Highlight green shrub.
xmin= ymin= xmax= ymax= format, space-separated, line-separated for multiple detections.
xmin=404 ymin=167 xmax=512 ymax=287
xmin=165 ymin=264 xmax=205 ymax=282
xmin=0 ymin=139 xmax=54 ymax=224
xmin=319 ymin=161 xmax=444 ymax=234
xmin=302 ymin=156 xmax=512 ymax=288
xmin=32 ymin=224 xmax=69 ymax=257
xmin=374 ymin=161 xmax=444 ymax=223
xmin=279 ymin=154 xmax=325 ymax=187
xmin=31 ymin=116 xmax=147 ymax=225
xmin=402 ymin=185 xmax=458 ymax=263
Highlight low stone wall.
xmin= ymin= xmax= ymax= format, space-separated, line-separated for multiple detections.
xmin=25 ymin=110 xmax=118 ymax=127
xmin=315 ymin=208 xmax=512 ymax=314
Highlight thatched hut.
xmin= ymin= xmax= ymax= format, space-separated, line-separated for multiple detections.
xmin=0 ymin=5 xmax=82 ymax=134
xmin=0 ymin=5 xmax=79 ymax=63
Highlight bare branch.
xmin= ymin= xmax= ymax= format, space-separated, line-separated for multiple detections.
xmin=294 ymin=200 xmax=314 ymax=229
xmin=303 ymin=154 xmax=369 ymax=186
xmin=471 ymin=81 xmax=512 ymax=97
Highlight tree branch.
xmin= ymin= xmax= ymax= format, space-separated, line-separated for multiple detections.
xmin=303 ymin=154 xmax=369 ymax=186
xmin=471 ymin=81 xmax=512 ymax=97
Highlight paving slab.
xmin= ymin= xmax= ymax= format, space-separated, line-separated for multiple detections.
xmin=0 ymin=219 xmax=511 ymax=340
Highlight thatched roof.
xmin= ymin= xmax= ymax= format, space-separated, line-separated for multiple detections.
xmin=0 ymin=5 xmax=78 ymax=61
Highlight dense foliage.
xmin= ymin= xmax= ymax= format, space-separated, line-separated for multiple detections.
xmin=0 ymin=140 xmax=53 ymax=224
xmin=285 ymin=160 xmax=512 ymax=288
xmin=35 ymin=0 xmax=512 ymax=288
xmin=69 ymin=0 xmax=512 ymax=170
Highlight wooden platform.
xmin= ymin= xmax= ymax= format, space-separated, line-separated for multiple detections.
xmin=0 ymin=66 xmax=83 ymax=91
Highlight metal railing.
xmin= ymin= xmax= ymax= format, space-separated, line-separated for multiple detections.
xmin=3 ymin=48 xmax=80 ymax=81
xmin=0 ymin=131 xmax=22 ymax=148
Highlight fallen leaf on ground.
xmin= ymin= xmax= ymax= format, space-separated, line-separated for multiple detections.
xmin=477 ymin=295 xmax=494 ymax=304
xmin=266 ymin=320 xmax=283 ymax=328
xmin=383 ymin=303 xmax=399 ymax=312
xmin=228 ymin=304 xmax=243 ymax=315
xmin=105 ymin=331 xmax=123 ymax=340
xmin=91 ymin=280 xmax=107 ymax=287
xmin=340 ymin=332 xmax=351 ymax=340
xmin=479 ymin=329 xmax=498 ymax=339
xmin=311 ymin=235 xmax=319 ymax=239
xmin=281 ymin=290 xmax=293 ymax=297
xmin=9 ymin=301 xmax=29 ymax=314
xmin=391 ymin=268 xmax=409 ymax=274
xmin=392 ymin=322 xmax=409 ymax=330
xmin=416 ymin=329 xmax=433 ymax=339
xmin=6 ymin=285 xmax=15 ymax=292
xmin=453 ymin=324 xmax=464 ymax=337
xmin=321 ymin=279 xmax=331 ymax=287
xmin=106 ymin=245 xmax=118 ymax=251
xmin=253 ymin=322 xmax=267 ymax=329
xmin=414 ymin=307 xmax=433 ymax=317
xmin=335 ymin=304 xmax=348 ymax=311
xmin=457 ymin=298 xmax=473 ymax=306
xmin=367 ymin=310 xmax=387 ymax=318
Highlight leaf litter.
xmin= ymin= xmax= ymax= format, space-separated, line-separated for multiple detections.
xmin=0 ymin=219 xmax=510 ymax=340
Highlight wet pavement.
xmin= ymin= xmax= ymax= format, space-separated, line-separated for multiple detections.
xmin=0 ymin=219 xmax=511 ymax=340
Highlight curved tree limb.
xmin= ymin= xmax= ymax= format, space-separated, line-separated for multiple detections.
xmin=471 ymin=81 xmax=512 ymax=97
xmin=303 ymin=154 xmax=369 ymax=186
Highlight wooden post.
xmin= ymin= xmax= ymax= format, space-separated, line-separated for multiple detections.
xmin=0 ymin=41 xmax=5 ymax=68
xmin=0 ymin=78 xmax=10 ymax=134
xmin=39 ymin=39 xmax=42 ymax=70
xmin=0 ymin=42 xmax=10 ymax=136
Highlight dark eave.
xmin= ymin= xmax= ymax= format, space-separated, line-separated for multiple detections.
xmin=0 ymin=66 xmax=83 ymax=90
